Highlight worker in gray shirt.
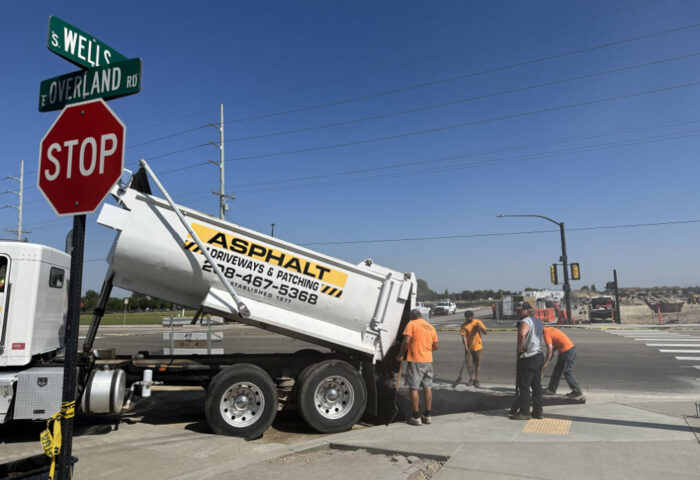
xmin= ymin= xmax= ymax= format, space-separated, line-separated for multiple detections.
xmin=511 ymin=302 xmax=545 ymax=420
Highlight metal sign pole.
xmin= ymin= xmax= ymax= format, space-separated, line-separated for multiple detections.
xmin=57 ymin=214 xmax=85 ymax=479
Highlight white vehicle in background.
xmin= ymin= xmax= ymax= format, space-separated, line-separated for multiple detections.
xmin=416 ymin=301 xmax=430 ymax=319
xmin=433 ymin=299 xmax=457 ymax=315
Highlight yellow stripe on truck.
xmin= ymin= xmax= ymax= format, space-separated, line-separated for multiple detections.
xmin=188 ymin=223 xmax=348 ymax=288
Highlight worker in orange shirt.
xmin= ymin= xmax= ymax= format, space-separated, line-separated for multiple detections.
xmin=396 ymin=308 xmax=438 ymax=426
xmin=459 ymin=310 xmax=487 ymax=387
xmin=542 ymin=327 xmax=584 ymax=400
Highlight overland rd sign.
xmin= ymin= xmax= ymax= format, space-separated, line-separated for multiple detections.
xmin=47 ymin=16 xmax=127 ymax=69
xmin=39 ymin=58 xmax=142 ymax=112
xmin=38 ymin=99 xmax=125 ymax=216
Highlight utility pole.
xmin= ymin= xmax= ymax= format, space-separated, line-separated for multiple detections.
xmin=558 ymin=222 xmax=572 ymax=325
xmin=3 ymin=160 xmax=31 ymax=241
xmin=271 ymin=223 xmax=275 ymax=237
xmin=209 ymin=104 xmax=234 ymax=219
xmin=613 ymin=269 xmax=621 ymax=324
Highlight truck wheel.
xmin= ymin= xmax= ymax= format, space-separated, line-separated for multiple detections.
xmin=205 ymin=364 xmax=278 ymax=439
xmin=297 ymin=360 xmax=366 ymax=433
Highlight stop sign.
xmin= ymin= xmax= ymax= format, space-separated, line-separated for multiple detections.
xmin=38 ymin=99 xmax=125 ymax=216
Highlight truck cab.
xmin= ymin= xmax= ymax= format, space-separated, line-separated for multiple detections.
xmin=0 ymin=241 xmax=71 ymax=423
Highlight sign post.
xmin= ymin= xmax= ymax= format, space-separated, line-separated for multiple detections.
xmin=38 ymin=98 xmax=125 ymax=480
xmin=40 ymin=15 xmax=136 ymax=478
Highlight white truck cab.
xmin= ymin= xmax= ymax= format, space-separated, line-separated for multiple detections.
xmin=0 ymin=241 xmax=70 ymax=423
xmin=0 ymin=242 xmax=70 ymax=367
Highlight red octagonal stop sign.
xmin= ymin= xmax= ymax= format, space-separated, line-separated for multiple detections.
xmin=38 ymin=99 xmax=125 ymax=216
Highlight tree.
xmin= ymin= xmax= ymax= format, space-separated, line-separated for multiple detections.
xmin=416 ymin=278 xmax=437 ymax=301
xmin=591 ymin=284 xmax=597 ymax=292
xmin=581 ymin=285 xmax=589 ymax=291
xmin=81 ymin=289 xmax=99 ymax=312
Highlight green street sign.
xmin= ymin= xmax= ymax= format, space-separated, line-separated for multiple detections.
xmin=47 ymin=15 xmax=127 ymax=69
xmin=39 ymin=58 xmax=142 ymax=112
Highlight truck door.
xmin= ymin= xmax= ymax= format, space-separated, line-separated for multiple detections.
xmin=0 ymin=255 xmax=8 ymax=349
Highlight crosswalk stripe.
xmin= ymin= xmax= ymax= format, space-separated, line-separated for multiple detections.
xmin=609 ymin=331 xmax=684 ymax=335
xmin=646 ymin=344 xmax=700 ymax=347
xmin=634 ymin=338 xmax=700 ymax=341
xmin=659 ymin=349 xmax=700 ymax=353
xmin=675 ymin=357 xmax=700 ymax=361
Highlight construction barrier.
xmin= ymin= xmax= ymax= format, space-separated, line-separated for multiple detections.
xmin=534 ymin=308 xmax=557 ymax=323
xmin=557 ymin=310 xmax=576 ymax=324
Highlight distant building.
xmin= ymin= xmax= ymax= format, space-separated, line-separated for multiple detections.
xmin=521 ymin=289 xmax=564 ymax=303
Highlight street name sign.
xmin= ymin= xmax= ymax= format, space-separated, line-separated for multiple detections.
xmin=39 ymin=58 xmax=142 ymax=112
xmin=38 ymin=99 xmax=125 ymax=216
xmin=47 ymin=16 xmax=127 ymax=69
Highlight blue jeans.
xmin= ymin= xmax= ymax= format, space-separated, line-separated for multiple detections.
xmin=548 ymin=347 xmax=581 ymax=394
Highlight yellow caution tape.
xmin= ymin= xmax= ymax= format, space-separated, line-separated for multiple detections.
xmin=40 ymin=401 xmax=75 ymax=479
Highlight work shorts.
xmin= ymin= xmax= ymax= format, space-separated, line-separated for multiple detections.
xmin=406 ymin=362 xmax=433 ymax=389
xmin=467 ymin=349 xmax=482 ymax=369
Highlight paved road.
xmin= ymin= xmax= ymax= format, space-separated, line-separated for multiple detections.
xmin=84 ymin=321 xmax=700 ymax=396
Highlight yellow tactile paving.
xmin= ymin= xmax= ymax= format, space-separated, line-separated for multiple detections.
xmin=522 ymin=417 xmax=571 ymax=434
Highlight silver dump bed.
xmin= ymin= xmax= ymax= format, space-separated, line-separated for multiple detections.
xmin=97 ymin=181 xmax=415 ymax=361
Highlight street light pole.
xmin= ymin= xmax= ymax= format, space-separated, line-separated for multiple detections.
xmin=497 ymin=214 xmax=573 ymax=324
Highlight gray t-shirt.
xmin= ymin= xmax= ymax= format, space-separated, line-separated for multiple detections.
xmin=520 ymin=315 xmax=543 ymax=358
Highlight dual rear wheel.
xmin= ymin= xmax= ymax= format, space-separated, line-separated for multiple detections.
xmin=204 ymin=359 xmax=367 ymax=439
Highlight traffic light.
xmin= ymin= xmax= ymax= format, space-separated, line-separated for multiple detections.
xmin=550 ymin=264 xmax=558 ymax=284
xmin=571 ymin=263 xmax=580 ymax=280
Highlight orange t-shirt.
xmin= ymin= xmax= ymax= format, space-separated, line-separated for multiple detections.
xmin=543 ymin=327 xmax=574 ymax=353
xmin=403 ymin=318 xmax=438 ymax=363
xmin=460 ymin=319 xmax=486 ymax=351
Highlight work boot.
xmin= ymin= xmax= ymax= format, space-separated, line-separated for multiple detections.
xmin=421 ymin=415 xmax=432 ymax=425
xmin=473 ymin=380 xmax=480 ymax=388
xmin=408 ymin=416 xmax=422 ymax=426
xmin=509 ymin=413 xmax=531 ymax=420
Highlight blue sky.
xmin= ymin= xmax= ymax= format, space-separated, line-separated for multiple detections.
xmin=2 ymin=0 xmax=700 ymax=295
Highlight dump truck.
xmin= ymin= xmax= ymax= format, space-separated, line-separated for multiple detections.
xmin=0 ymin=164 xmax=417 ymax=439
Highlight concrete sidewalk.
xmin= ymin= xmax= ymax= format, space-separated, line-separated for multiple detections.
xmin=2 ymin=390 xmax=699 ymax=479
xmin=329 ymin=396 xmax=700 ymax=479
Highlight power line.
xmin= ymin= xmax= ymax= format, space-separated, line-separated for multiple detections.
xmin=11 ymin=113 xmax=700 ymax=217
xmin=8 ymin=5 xmax=674 ymax=182
xmin=299 ymin=219 xmax=700 ymax=246
xmin=15 ymin=123 xmax=700 ymax=235
xmin=223 ymin=1 xmax=660 ymax=109
xmin=224 ymin=81 xmax=700 ymax=163
xmin=225 ymin=117 xmax=700 ymax=190
xmin=127 ymin=125 xmax=210 ymax=149
xmin=223 ymin=52 xmax=700 ymax=144
xmin=14 ymin=30 xmax=698 ymax=179
xmin=229 ymin=127 xmax=700 ymax=195
xmin=131 ymin=115 xmax=700 ymax=202
xmin=224 ymin=22 xmax=700 ymax=125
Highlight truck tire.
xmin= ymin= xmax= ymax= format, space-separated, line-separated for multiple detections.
xmin=296 ymin=359 xmax=367 ymax=433
xmin=204 ymin=364 xmax=278 ymax=439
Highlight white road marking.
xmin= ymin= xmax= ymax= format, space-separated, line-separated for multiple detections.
xmin=646 ymin=344 xmax=700 ymax=347
xmin=659 ymin=349 xmax=700 ymax=353
xmin=675 ymin=357 xmax=700 ymax=361
xmin=634 ymin=338 xmax=700 ymax=341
